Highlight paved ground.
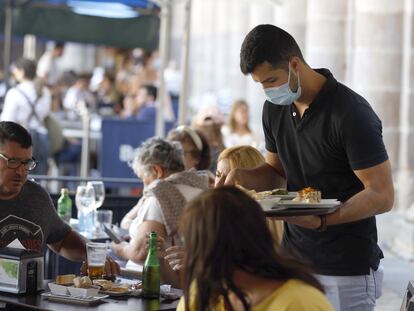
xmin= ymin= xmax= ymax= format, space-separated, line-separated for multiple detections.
xmin=376 ymin=212 xmax=413 ymax=310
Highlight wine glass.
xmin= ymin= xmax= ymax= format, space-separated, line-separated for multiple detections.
xmin=75 ymin=185 xmax=96 ymax=234
xmin=87 ymin=181 xmax=105 ymax=210
xmin=87 ymin=181 xmax=105 ymax=234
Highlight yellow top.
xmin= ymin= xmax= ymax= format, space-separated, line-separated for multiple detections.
xmin=177 ymin=279 xmax=334 ymax=311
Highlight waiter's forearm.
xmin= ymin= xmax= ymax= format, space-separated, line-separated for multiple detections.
xmin=226 ymin=163 xmax=285 ymax=192
xmin=327 ymin=186 xmax=394 ymax=226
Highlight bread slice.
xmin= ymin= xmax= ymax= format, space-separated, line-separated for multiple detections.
xmin=55 ymin=274 xmax=76 ymax=285
xmin=73 ymin=276 xmax=92 ymax=288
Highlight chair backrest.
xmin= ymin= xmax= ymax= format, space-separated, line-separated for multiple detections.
xmin=100 ymin=118 xmax=176 ymax=186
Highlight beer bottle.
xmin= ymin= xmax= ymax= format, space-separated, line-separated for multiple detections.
xmin=142 ymin=231 xmax=160 ymax=298
xmin=57 ymin=188 xmax=72 ymax=223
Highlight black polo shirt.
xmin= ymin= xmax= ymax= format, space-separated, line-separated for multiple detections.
xmin=262 ymin=69 xmax=388 ymax=276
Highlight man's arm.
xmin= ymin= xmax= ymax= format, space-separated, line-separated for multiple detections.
xmin=48 ymin=229 xmax=87 ymax=261
xmin=281 ymin=160 xmax=394 ymax=229
xmin=328 ymin=159 xmax=394 ymax=225
xmin=224 ymin=151 xmax=286 ymax=191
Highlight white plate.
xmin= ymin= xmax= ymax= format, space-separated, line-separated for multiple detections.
xmin=41 ymin=292 xmax=109 ymax=305
xmin=259 ymin=197 xmax=282 ymax=210
xmin=270 ymin=192 xmax=298 ymax=200
xmin=271 ymin=199 xmax=341 ymax=209
xmin=99 ymin=288 xmax=132 ymax=296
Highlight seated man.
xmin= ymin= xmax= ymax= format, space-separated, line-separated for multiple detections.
xmin=0 ymin=121 xmax=119 ymax=276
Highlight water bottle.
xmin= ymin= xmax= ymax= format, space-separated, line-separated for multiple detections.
xmin=57 ymin=188 xmax=72 ymax=223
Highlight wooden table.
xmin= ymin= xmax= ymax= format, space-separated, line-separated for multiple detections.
xmin=0 ymin=289 xmax=179 ymax=310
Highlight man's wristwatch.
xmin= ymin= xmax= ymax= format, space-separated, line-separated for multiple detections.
xmin=316 ymin=215 xmax=327 ymax=232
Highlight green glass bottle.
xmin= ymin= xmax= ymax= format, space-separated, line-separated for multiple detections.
xmin=57 ymin=188 xmax=72 ymax=223
xmin=142 ymin=231 xmax=160 ymax=298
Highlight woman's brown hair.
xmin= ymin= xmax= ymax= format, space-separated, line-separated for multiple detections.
xmin=167 ymin=126 xmax=211 ymax=170
xmin=228 ymin=99 xmax=251 ymax=133
xmin=179 ymin=187 xmax=324 ymax=311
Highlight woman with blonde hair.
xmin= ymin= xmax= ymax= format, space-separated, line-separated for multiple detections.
xmin=215 ymin=145 xmax=283 ymax=247
xmin=222 ymin=99 xmax=260 ymax=148
xmin=177 ymin=187 xmax=333 ymax=311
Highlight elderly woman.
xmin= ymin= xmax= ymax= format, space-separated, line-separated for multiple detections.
xmin=114 ymin=137 xmax=209 ymax=272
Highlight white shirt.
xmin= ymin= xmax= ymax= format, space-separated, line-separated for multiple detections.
xmin=63 ymin=86 xmax=95 ymax=111
xmin=125 ymin=181 xmax=204 ymax=271
xmin=1 ymin=81 xmax=51 ymax=133
xmin=37 ymin=51 xmax=61 ymax=85
xmin=222 ymin=125 xmax=262 ymax=148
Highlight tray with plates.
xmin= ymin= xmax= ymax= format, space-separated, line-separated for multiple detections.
xmin=41 ymin=292 xmax=109 ymax=305
xmin=262 ymin=199 xmax=341 ymax=217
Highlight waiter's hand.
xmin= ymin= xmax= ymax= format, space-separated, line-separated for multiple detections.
xmin=273 ymin=215 xmax=321 ymax=230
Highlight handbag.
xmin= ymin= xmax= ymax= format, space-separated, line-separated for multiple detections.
xmin=43 ymin=114 xmax=65 ymax=155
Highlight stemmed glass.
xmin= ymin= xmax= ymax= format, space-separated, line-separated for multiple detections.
xmin=75 ymin=184 xmax=96 ymax=234
xmin=87 ymin=181 xmax=106 ymax=234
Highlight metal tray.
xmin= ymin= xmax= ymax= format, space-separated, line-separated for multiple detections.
xmin=263 ymin=205 xmax=339 ymax=217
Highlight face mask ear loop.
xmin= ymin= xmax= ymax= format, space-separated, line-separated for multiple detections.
xmin=288 ymin=62 xmax=292 ymax=85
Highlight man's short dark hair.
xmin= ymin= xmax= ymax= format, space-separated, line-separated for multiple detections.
xmin=143 ymin=84 xmax=158 ymax=100
xmin=54 ymin=41 xmax=65 ymax=50
xmin=240 ymin=24 xmax=305 ymax=74
xmin=15 ymin=58 xmax=37 ymax=80
xmin=0 ymin=122 xmax=32 ymax=148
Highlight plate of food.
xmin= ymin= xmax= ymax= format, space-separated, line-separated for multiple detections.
xmin=262 ymin=187 xmax=341 ymax=216
xmin=237 ymin=185 xmax=296 ymax=201
xmin=93 ymin=279 xmax=136 ymax=296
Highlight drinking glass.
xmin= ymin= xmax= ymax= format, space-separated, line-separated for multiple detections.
xmin=87 ymin=181 xmax=105 ymax=235
xmin=86 ymin=242 xmax=107 ymax=280
xmin=75 ymin=185 xmax=96 ymax=233
xmin=87 ymin=181 xmax=105 ymax=210
xmin=94 ymin=210 xmax=113 ymax=234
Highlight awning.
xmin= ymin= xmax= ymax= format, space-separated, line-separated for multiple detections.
xmin=0 ymin=5 xmax=160 ymax=50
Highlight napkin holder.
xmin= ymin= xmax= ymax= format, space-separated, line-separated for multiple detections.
xmin=0 ymin=247 xmax=43 ymax=294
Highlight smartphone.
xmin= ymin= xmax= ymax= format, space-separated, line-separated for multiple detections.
xmin=103 ymin=224 xmax=124 ymax=244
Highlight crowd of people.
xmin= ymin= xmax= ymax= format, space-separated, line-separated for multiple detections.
xmin=0 ymin=23 xmax=395 ymax=311
xmin=0 ymin=42 xmax=265 ymax=178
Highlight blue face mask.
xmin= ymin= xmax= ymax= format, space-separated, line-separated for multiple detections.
xmin=264 ymin=65 xmax=301 ymax=106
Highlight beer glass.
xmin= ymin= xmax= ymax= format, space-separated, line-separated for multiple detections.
xmin=86 ymin=242 xmax=107 ymax=279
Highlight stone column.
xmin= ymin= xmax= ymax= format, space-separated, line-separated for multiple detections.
xmin=351 ymin=0 xmax=403 ymax=173
xmin=397 ymin=0 xmax=414 ymax=215
xmin=305 ymin=0 xmax=348 ymax=82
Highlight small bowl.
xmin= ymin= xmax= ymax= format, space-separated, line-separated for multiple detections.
xmin=48 ymin=283 xmax=69 ymax=296
xmin=67 ymin=286 xmax=100 ymax=298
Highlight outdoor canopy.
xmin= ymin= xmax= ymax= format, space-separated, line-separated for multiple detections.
xmin=0 ymin=0 xmax=160 ymax=49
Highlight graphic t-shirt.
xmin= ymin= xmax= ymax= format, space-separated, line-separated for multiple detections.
xmin=0 ymin=180 xmax=71 ymax=252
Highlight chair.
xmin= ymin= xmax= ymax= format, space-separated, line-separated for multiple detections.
xmin=401 ymin=281 xmax=414 ymax=311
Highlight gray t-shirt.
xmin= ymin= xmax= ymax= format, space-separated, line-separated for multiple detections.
xmin=0 ymin=180 xmax=71 ymax=252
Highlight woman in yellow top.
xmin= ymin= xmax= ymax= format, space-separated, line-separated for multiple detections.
xmin=176 ymin=187 xmax=333 ymax=311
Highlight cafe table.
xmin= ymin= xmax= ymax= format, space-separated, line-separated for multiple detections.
xmin=0 ymin=280 xmax=180 ymax=310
